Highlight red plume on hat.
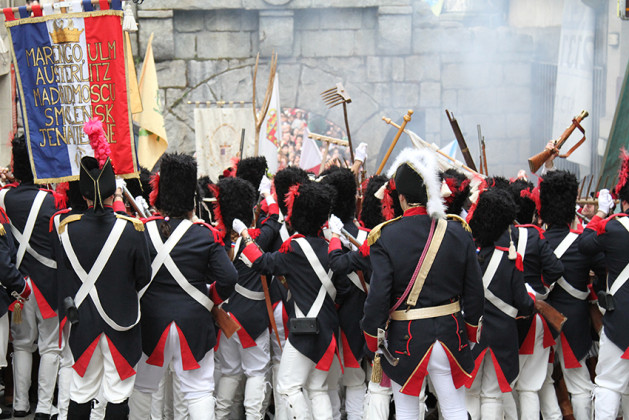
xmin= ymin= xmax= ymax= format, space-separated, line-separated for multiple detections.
xmin=284 ymin=184 xmax=301 ymax=225
xmin=209 ymin=184 xmax=226 ymax=238
xmin=55 ymin=182 xmax=70 ymax=209
xmin=83 ymin=118 xmax=114 ymax=171
xmin=149 ymin=172 xmax=160 ymax=208
xmin=614 ymin=148 xmax=629 ymax=198
xmin=381 ymin=179 xmax=396 ymax=221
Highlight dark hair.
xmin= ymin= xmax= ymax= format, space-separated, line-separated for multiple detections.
xmin=469 ymin=188 xmax=516 ymax=247
xmin=11 ymin=136 xmax=34 ymax=183
xmin=539 ymin=170 xmax=578 ymax=227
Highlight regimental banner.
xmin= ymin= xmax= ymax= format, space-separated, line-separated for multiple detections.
xmin=194 ymin=107 xmax=256 ymax=182
xmin=3 ymin=1 xmax=137 ymax=183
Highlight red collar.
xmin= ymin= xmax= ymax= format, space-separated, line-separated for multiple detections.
xmin=403 ymin=206 xmax=428 ymax=217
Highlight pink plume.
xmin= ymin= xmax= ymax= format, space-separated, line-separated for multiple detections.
xmin=83 ymin=118 xmax=114 ymax=170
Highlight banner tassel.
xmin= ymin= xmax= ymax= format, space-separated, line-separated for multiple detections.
xmin=122 ymin=2 xmax=138 ymax=32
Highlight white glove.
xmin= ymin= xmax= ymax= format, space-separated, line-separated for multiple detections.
xmin=115 ymin=178 xmax=126 ymax=190
xmin=258 ymin=176 xmax=272 ymax=196
xmin=598 ymin=189 xmax=614 ymax=215
xmin=232 ymin=218 xmax=248 ymax=236
xmin=328 ymin=214 xmax=344 ymax=236
xmin=355 ymin=142 xmax=368 ymax=162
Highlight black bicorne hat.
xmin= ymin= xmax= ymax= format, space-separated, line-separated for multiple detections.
xmin=79 ymin=156 xmax=116 ymax=215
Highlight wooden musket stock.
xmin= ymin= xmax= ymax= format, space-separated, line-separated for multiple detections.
xmin=446 ymin=110 xmax=477 ymax=172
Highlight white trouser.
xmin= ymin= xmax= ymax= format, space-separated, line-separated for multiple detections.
xmin=466 ymin=351 xmax=507 ymax=420
xmin=341 ymin=365 xmax=366 ymax=420
xmin=325 ymin=356 xmax=342 ymax=420
xmin=217 ymin=327 xmax=271 ymax=377
xmin=70 ymin=333 xmax=135 ymax=404
xmin=0 ymin=313 xmax=8 ymax=368
xmin=11 ymin=295 xmax=61 ymax=414
xmin=364 ymin=379 xmax=392 ymax=420
xmin=538 ymin=362 xmax=562 ymax=420
xmin=392 ymin=341 xmax=467 ymax=420
xmin=276 ymin=339 xmax=333 ymax=420
xmin=58 ymin=336 xmax=74 ymax=420
xmin=556 ymin=338 xmax=593 ymax=420
xmin=271 ymin=302 xmax=287 ymax=365
xmin=134 ymin=323 xmax=215 ymax=399
xmin=595 ymin=329 xmax=629 ymax=420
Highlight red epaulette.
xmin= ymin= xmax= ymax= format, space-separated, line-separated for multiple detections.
xmin=49 ymin=208 xmax=71 ymax=232
xmin=0 ymin=182 xmax=18 ymax=190
xmin=279 ymin=233 xmax=305 ymax=254
xmin=249 ymin=228 xmax=261 ymax=240
xmin=515 ymin=224 xmax=545 ymax=240
xmin=194 ymin=221 xmax=224 ymax=246
xmin=597 ymin=213 xmax=629 ymax=236
xmin=359 ymin=240 xmax=370 ymax=258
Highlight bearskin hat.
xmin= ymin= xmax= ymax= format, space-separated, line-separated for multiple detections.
xmin=196 ymin=175 xmax=215 ymax=222
xmin=615 ymin=149 xmax=629 ymax=203
xmin=318 ymin=167 xmax=357 ymax=223
xmin=214 ymin=177 xmax=257 ymax=237
xmin=153 ymin=153 xmax=198 ymax=218
xmin=469 ymin=188 xmax=516 ymax=248
xmin=236 ymin=156 xmax=267 ymax=189
xmin=11 ymin=135 xmax=34 ymax=183
xmin=539 ymin=170 xmax=578 ymax=228
xmin=274 ymin=166 xmax=310 ymax=216
xmin=359 ymin=175 xmax=388 ymax=229
xmin=440 ymin=168 xmax=471 ymax=216
xmin=485 ymin=176 xmax=511 ymax=191
xmin=508 ymin=179 xmax=536 ymax=224
xmin=287 ymin=181 xmax=335 ymax=237
xmin=387 ymin=148 xmax=445 ymax=219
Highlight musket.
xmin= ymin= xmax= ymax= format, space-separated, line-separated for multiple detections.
xmin=528 ymin=110 xmax=588 ymax=173
xmin=122 ymin=186 xmax=149 ymax=219
xmin=477 ymin=124 xmax=488 ymax=175
xmin=446 ymin=110 xmax=477 ymax=172
xmin=239 ymin=128 xmax=246 ymax=159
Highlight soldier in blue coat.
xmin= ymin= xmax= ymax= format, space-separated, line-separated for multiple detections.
xmin=0 ymin=136 xmax=60 ymax=419
xmin=128 ymin=153 xmax=237 ymax=420
xmin=466 ymin=188 xmax=535 ymax=420
xmin=237 ymin=181 xmax=339 ymax=420
xmin=579 ymin=150 xmax=629 ymax=419
xmin=361 ymin=148 xmax=484 ymax=420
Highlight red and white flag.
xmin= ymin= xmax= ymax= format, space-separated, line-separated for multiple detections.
xmin=258 ymin=73 xmax=280 ymax=173
xmin=299 ymin=127 xmax=322 ymax=173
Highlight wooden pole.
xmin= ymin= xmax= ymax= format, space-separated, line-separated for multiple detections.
xmin=376 ymin=110 xmax=413 ymax=175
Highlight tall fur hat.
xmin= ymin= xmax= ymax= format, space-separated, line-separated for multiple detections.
xmin=196 ymin=176 xmax=215 ymax=222
xmin=236 ymin=156 xmax=268 ymax=189
xmin=359 ymin=175 xmax=388 ymax=229
xmin=212 ymin=177 xmax=257 ymax=238
xmin=614 ymin=148 xmax=629 ymax=203
xmin=387 ymin=148 xmax=445 ymax=219
xmin=469 ymin=188 xmax=516 ymax=248
xmin=486 ymin=176 xmax=511 ymax=191
xmin=153 ymin=153 xmax=198 ymax=217
xmin=539 ymin=170 xmax=578 ymax=227
xmin=508 ymin=179 xmax=537 ymax=224
xmin=285 ymin=181 xmax=335 ymax=237
xmin=274 ymin=166 xmax=310 ymax=216
xmin=318 ymin=167 xmax=357 ymax=222
xmin=11 ymin=135 xmax=34 ymax=183
xmin=440 ymin=168 xmax=471 ymax=216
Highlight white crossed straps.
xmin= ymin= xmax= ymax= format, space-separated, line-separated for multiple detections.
xmin=608 ymin=217 xmax=629 ymax=296
xmin=0 ymin=189 xmax=57 ymax=270
xmin=483 ymin=249 xmax=519 ymax=318
xmin=293 ymin=237 xmax=336 ymax=319
xmin=551 ymin=232 xmax=589 ymax=300
xmin=347 ymin=229 xmax=370 ymax=293
xmin=61 ymin=218 xmax=140 ymax=331
xmin=142 ymin=220 xmax=215 ymax=313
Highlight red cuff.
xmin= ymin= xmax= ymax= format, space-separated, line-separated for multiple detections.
xmin=113 ymin=200 xmax=126 ymax=213
xmin=329 ymin=237 xmax=342 ymax=253
xmin=20 ymin=280 xmax=31 ymax=300
xmin=242 ymin=242 xmax=263 ymax=263
xmin=466 ymin=322 xmax=479 ymax=344
xmin=364 ymin=331 xmax=378 ymax=353
xmin=209 ymin=282 xmax=224 ymax=305
xmin=585 ymin=215 xmax=604 ymax=235
xmin=267 ymin=201 xmax=279 ymax=216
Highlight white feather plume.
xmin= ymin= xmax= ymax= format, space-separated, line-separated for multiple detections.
xmin=387 ymin=148 xmax=446 ymax=219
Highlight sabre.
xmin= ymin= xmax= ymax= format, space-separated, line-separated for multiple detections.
xmin=377 ymin=328 xmax=399 ymax=366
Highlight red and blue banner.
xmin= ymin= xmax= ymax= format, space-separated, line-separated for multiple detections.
xmin=3 ymin=1 xmax=137 ymax=183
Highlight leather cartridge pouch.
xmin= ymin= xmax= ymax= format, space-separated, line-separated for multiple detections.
xmin=289 ymin=317 xmax=319 ymax=335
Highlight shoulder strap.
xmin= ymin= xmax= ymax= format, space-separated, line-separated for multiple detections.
xmin=483 ymin=249 xmax=518 ymax=318
xmin=608 ymin=218 xmax=629 ymax=296
xmin=14 ymin=191 xmax=49 ymax=269
xmin=517 ymin=227 xmax=528 ymax=261
xmin=294 ymin=237 xmax=336 ymax=301
xmin=0 ymin=187 xmax=8 ymax=209
xmin=553 ymin=232 xmax=579 ymax=259
xmin=405 ymin=218 xmax=448 ymax=308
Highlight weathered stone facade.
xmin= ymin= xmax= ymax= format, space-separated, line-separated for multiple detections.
xmin=126 ymin=0 xmax=591 ymax=175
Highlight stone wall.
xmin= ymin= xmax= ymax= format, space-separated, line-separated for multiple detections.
xmin=134 ymin=0 xmax=554 ymax=176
